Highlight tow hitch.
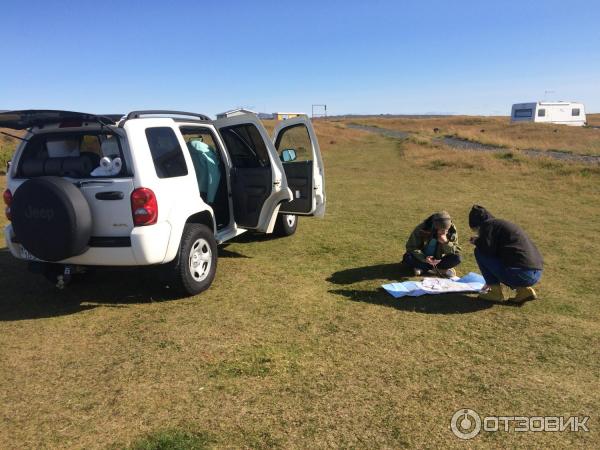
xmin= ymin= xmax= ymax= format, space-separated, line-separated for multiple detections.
xmin=56 ymin=265 xmax=72 ymax=289
xmin=55 ymin=265 xmax=85 ymax=289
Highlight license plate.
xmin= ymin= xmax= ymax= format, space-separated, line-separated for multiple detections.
xmin=20 ymin=246 xmax=41 ymax=262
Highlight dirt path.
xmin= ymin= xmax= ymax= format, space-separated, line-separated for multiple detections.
xmin=347 ymin=124 xmax=600 ymax=164
xmin=346 ymin=124 xmax=410 ymax=139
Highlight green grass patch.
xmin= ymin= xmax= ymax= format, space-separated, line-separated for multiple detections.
xmin=128 ymin=429 xmax=214 ymax=450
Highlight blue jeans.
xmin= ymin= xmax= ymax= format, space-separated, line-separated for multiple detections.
xmin=403 ymin=252 xmax=461 ymax=271
xmin=474 ymin=248 xmax=542 ymax=288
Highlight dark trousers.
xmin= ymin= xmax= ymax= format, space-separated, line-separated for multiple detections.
xmin=474 ymin=248 xmax=542 ymax=288
xmin=402 ymin=252 xmax=461 ymax=271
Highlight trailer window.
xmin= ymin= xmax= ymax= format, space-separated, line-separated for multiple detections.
xmin=514 ymin=109 xmax=532 ymax=118
xmin=537 ymin=109 xmax=545 ymax=117
xmin=572 ymin=108 xmax=580 ymax=116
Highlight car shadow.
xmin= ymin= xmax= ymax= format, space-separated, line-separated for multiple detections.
xmin=329 ymin=288 xmax=500 ymax=314
xmin=327 ymin=262 xmax=412 ymax=285
xmin=0 ymin=250 xmax=185 ymax=321
xmin=218 ymin=246 xmax=251 ymax=258
xmin=227 ymin=231 xmax=287 ymax=244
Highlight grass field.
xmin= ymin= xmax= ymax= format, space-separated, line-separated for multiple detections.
xmin=1 ymin=119 xmax=599 ymax=449
xmin=346 ymin=114 xmax=600 ymax=156
xmin=0 ymin=129 xmax=21 ymax=172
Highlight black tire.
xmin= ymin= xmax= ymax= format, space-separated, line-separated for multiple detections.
xmin=166 ymin=224 xmax=217 ymax=296
xmin=274 ymin=214 xmax=298 ymax=237
xmin=11 ymin=176 xmax=92 ymax=261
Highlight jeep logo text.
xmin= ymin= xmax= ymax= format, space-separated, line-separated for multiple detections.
xmin=24 ymin=206 xmax=55 ymax=221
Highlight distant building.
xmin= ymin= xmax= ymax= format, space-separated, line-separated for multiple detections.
xmin=511 ymin=101 xmax=587 ymax=126
xmin=257 ymin=112 xmax=274 ymax=120
xmin=272 ymin=112 xmax=306 ymax=121
xmin=216 ymin=108 xmax=257 ymax=119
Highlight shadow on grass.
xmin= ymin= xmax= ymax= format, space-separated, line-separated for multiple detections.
xmin=329 ymin=288 xmax=499 ymax=314
xmin=218 ymin=246 xmax=251 ymax=258
xmin=327 ymin=263 xmax=412 ymax=285
xmin=0 ymin=250 xmax=185 ymax=321
xmin=227 ymin=231 xmax=290 ymax=244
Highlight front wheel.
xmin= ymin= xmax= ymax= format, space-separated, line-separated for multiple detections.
xmin=167 ymin=224 xmax=217 ymax=296
xmin=274 ymin=214 xmax=298 ymax=237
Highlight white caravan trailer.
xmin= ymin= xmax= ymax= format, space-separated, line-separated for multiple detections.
xmin=511 ymin=101 xmax=586 ymax=126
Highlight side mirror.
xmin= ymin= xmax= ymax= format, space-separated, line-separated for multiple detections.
xmin=280 ymin=148 xmax=297 ymax=162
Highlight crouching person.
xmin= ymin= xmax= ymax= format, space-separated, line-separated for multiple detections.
xmin=468 ymin=205 xmax=543 ymax=304
xmin=402 ymin=211 xmax=461 ymax=277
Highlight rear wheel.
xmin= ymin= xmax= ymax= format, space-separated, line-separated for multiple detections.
xmin=167 ymin=224 xmax=217 ymax=296
xmin=274 ymin=214 xmax=298 ymax=237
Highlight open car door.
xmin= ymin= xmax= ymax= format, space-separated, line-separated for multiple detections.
xmin=214 ymin=114 xmax=291 ymax=232
xmin=272 ymin=117 xmax=325 ymax=217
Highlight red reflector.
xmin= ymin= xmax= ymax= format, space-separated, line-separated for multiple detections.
xmin=131 ymin=188 xmax=158 ymax=226
xmin=4 ymin=190 xmax=13 ymax=221
xmin=3 ymin=189 xmax=12 ymax=206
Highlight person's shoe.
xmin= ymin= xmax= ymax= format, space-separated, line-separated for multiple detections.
xmin=444 ymin=268 xmax=457 ymax=278
xmin=413 ymin=268 xmax=422 ymax=276
xmin=478 ymin=284 xmax=504 ymax=301
xmin=508 ymin=287 xmax=537 ymax=305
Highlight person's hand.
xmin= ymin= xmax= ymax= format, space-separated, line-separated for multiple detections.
xmin=425 ymin=256 xmax=441 ymax=266
xmin=437 ymin=230 xmax=449 ymax=244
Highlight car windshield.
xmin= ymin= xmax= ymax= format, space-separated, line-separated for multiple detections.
xmin=16 ymin=131 xmax=129 ymax=179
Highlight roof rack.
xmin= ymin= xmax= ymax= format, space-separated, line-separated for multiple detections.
xmin=124 ymin=110 xmax=212 ymax=121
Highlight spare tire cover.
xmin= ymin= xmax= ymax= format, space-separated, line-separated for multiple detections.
xmin=11 ymin=177 xmax=92 ymax=261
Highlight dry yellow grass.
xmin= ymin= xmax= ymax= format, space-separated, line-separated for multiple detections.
xmin=587 ymin=113 xmax=600 ymax=127
xmin=0 ymin=120 xmax=599 ymax=449
xmin=347 ymin=115 xmax=600 ymax=156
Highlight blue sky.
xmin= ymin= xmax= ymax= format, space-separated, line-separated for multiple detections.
xmin=1 ymin=0 xmax=598 ymax=116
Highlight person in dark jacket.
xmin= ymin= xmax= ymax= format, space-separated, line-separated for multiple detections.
xmin=468 ymin=205 xmax=543 ymax=303
xmin=403 ymin=211 xmax=461 ymax=277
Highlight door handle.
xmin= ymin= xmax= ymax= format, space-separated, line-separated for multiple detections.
xmin=95 ymin=191 xmax=124 ymax=200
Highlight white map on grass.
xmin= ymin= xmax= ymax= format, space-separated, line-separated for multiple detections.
xmin=382 ymin=272 xmax=486 ymax=298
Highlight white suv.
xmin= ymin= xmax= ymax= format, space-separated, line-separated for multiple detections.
xmin=1 ymin=110 xmax=325 ymax=296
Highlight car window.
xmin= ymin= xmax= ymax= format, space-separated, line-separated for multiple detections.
xmin=81 ymin=135 xmax=102 ymax=155
xmin=145 ymin=127 xmax=188 ymax=178
xmin=180 ymin=127 xmax=220 ymax=154
xmin=17 ymin=131 xmax=128 ymax=179
xmin=220 ymin=124 xmax=270 ymax=168
xmin=274 ymin=124 xmax=312 ymax=162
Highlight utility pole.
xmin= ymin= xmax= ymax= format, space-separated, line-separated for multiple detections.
xmin=312 ymin=104 xmax=327 ymax=119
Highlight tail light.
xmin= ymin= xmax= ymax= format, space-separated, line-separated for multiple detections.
xmin=3 ymin=189 xmax=12 ymax=221
xmin=131 ymin=188 xmax=158 ymax=226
